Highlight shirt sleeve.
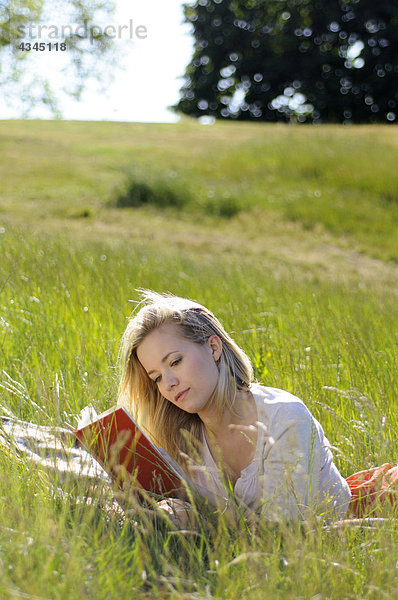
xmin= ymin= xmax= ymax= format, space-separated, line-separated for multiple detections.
xmin=257 ymin=401 xmax=322 ymax=522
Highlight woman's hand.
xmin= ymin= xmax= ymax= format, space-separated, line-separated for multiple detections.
xmin=156 ymin=498 xmax=198 ymax=529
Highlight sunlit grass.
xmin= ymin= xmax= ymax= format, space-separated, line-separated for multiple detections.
xmin=1 ymin=119 xmax=397 ymax=598
xmin=1 ymin=223 xmax=397 ymax=598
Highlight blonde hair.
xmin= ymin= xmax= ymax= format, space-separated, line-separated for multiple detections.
xmin=118 ymin=290 xmax=253 ymax=463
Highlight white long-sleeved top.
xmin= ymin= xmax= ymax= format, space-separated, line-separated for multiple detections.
xmin=190 ymin=383 xmax=351 ymax=522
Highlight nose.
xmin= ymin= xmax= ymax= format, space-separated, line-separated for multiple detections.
xmin=165 ymin=372 xmax=179 ymax=391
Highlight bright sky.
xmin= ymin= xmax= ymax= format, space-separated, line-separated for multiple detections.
xmin=0 ymin=0 xmax=194 ymax=122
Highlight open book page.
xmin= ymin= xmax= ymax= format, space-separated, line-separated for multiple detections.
xmin=76 ymin=404 xmax=98 ymax=429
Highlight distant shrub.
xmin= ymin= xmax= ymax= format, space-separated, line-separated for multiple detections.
xmin=72 ymin=208 xmax=93 ymax=218
xmin=115 ymin=175 xmax=189 ymax=210
xmin=381 ymin=191 xmax=398 ymax=204
xmin=205 ymin=196 xmax=241 ymax=218
xmin=114 ymin=171 xmax=241 ymax=219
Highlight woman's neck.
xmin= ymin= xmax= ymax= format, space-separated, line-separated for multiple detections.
xmin=198 ymin=389 xmax=257 ymax=437
xmin=200 ymin=389 xmax=258 ymax=485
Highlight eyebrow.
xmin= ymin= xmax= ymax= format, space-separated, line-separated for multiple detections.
xmin=147 ymin=351 xmax=179 ymax=376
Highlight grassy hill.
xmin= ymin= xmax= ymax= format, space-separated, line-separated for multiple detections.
xmin=0 ymin=119 xmax=397 ymax=600
xmin=1 ymin=118 xmax=398 ymax=262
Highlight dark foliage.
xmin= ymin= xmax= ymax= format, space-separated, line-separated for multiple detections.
xmin=174 ymin=0 xmax=398 ymax=123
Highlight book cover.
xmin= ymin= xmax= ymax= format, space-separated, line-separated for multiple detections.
xmin=67 ymin=406 xmax=186 ymax=497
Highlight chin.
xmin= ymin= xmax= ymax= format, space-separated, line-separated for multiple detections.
xmin=179 ymin=405 xmax=198 ymax=414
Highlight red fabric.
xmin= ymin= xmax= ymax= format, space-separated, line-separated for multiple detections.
xmin=346 ymin=463 xmax=398 ymax=518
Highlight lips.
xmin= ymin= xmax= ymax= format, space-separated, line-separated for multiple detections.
xmin=175 ymin=388 xmax=190 ymax=403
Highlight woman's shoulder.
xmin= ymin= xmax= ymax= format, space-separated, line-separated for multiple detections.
xmin=250 ymin=382 xmax=313 ymax=422
xmin=250 ymin=382 xmax=306 ymax=406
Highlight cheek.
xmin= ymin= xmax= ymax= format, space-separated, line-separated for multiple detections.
xmin=201 ymin=354 xmax=219 ymax=382
xmin=208 ymin=357 xmax=219 ymax=376
xmin=184 ymin=349 xmax=219 ymax=384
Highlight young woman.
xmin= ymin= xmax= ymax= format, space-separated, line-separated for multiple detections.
xmin=118 ymin=290 xmax=395 ymax=526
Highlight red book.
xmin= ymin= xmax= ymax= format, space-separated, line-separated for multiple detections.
xmin=67 ymin=406 xmax=186 ymax=497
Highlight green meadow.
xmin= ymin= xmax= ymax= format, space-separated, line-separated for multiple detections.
xmin=0 ymin=119 xmax=397 ymax=599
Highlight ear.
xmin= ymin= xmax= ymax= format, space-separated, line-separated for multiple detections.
xmin=207 ymin=335 xmax=223 ymax=362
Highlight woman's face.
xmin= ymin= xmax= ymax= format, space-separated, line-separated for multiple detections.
xmin=136 ymin=323 xmax=222 ymax=415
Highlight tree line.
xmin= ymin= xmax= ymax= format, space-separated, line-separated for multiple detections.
xmin=174 ymin=0 xmax=398 ymax=124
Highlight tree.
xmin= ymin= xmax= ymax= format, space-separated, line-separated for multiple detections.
xmin=0 ymin=0 xmax=116 ymax=116
xmin=174 ymin=0 xmax=398 ymax=123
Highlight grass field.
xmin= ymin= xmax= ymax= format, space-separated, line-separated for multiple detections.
xmin=0 ymin=119 xmax=397 ymax=599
